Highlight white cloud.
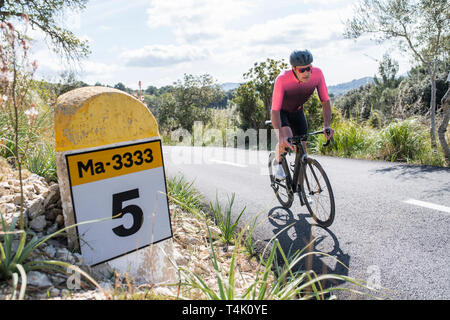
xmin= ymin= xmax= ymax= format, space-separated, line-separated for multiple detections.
xmin=146 ymin=0 xmax=253 ymax=43
xmin=243 ymin=7 xmax=352 ymax=48
xmin=120 ymin=44 xmax=210 ymax=68
xmin=80 ymin=61 xmax=119 ymax=76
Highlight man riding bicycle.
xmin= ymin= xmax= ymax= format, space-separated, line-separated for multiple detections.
xmin=271 ymin=49 xmax=334 ymax=180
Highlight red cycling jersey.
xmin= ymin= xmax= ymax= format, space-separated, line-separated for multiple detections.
xmin=271 ymin=67 xmax=329 ymax=113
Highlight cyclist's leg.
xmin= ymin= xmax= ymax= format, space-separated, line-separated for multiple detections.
xmin=288 ymin=109 xmax=308 ymax=186
xmin=275 ymin=110 xmax=293 ymax=163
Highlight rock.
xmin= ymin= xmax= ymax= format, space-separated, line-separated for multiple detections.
xmin=12 ymin=194 xmax=23 ymax=206
xmin=44 ymin=245 xmax=57 ymax=258
xmin=0 ymin=202 xmax=16 ymax=214
xmin=33 ymin=181 xmax=48 ymax=197
xmin=187 ymin=237 xmax=200 ymax=245
xmin=11 ymin=179 xmax=21 ymax=187
xmin=73 ymin=253 xmax=84 ymax=265
xmin=45 ymin=208 xmax=62 ymax=221
xmin=55 ymin=248 xmax=75 ymax=264
xmin=44 ymin=184 xmax=60 ymax=208
xmin=23 ymin=184 xmax=35 ymax=198
xmin=27 ymin=271 xmax=53 ymax=288
xmin=27 ymin=196 xmax=45 ymax=219
xmin=49 ymin=288 xmax=60 ymax=297
xmin=91 ymin=263 xmax=115 ymax=280
xmin=174 ymin=250 xmax=188 ymax=266
xmin=0 ymin=182 xmax=10 ymax=189
xmin=30 ymin=215 xmax=47 ymax=232
xmin=56 ymin=214 xmax=64 ymax=227
xmin=46 ymin=223 xmax=59 ymax=235
xmin=152 ymin=286 xmax=174 ymax=297
xmin=0 ymin=195 xmax=14 ymax=204
xmin=98 ymin=281 xmax=113 ymax=291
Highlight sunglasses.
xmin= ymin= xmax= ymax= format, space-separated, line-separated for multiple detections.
xmin=295 ymin=66 xmax=312 ymax=73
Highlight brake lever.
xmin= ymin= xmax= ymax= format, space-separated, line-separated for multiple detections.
xmin=322 ymin=129 xmax=337 ymax=150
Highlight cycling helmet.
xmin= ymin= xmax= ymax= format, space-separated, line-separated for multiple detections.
xmin=289 ymin=50 xmax=313 ymax=66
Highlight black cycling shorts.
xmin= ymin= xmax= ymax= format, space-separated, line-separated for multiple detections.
xmin=280 ymin=109 xmax=308 ymax=136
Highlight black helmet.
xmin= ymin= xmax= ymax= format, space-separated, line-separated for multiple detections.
xmin=289 ymin=50 xmax=313 ymax=66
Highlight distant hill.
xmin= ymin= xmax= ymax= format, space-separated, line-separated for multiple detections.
xmin=221 ymin=82 xmax=241 ymax=92
xmin=221 ymin=76 xmax=374 ymax=96
xmin=328 ymin=77 xmax=374 ymax=96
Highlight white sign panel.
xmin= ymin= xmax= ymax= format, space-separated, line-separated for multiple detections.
xmin=65 ymin=139 xmax=172 ymax=266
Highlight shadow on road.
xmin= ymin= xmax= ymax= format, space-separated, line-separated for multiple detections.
xmin=372 ymin=163 xmax=449 ymax=178
xmin=265 ymin=206 xmax=350 ymax=291
xmin=372 ymin=163 xmax=450 ymax=195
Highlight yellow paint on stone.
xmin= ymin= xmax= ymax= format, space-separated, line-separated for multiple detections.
xmin=55 ymin=86 xmax=159 ymax=152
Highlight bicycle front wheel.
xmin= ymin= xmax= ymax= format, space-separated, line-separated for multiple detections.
xmin=300 ymin=157 xmax=335 ymax=227
xmin=268 ymin=152 xmax=294 ymax=208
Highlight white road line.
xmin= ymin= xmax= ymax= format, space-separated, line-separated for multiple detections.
xmin=403 ymin=199 xmax=450 ymax=214
xmin=209 ymin=159 xmax=248 ymax=168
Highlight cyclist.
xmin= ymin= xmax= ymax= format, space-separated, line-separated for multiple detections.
xmin=271 ymin=49 xmax=334 ymax=181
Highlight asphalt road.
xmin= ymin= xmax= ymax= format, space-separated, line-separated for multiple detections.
xmin=162 ymin=146 xmax=450 ymax=300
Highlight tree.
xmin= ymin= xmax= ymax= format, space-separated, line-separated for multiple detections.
xmin=172 ymin=74 xmax=225 ymax=110
xmin=145 ymin=85 xmax=158 ymax=96
xmin=344 ymin=0 xmax=450 ymax=148
xmin=0 ymin=0 xmax=90 ymax=62
xmin=156 ymin=92 xmax=178 ymax=134
xmin=438 ymin=73 xmax=449 ymax=166
xmin=55 ymin=70 xmax=88 ymax=96
xmin=156 ymin=74 xmax=224 ymax=133
xmin=243 ymin=58 xmax=288 ymax=121
xmin=232 ymin=82 xmax=265 ymax=131
xmin=373 ymin=53 xmax=402 ymax=89
xmin=113 ymin=82 xmax=126 ymax=92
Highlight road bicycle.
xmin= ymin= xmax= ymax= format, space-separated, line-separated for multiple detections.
xmin=265 ymin=120 xmax=336 ymax=227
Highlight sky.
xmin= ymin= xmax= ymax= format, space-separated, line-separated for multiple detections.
xmin=31 ymin=0 xmax=415 ymax=89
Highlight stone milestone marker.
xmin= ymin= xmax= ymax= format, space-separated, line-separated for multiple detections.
xmin=54 ymin=86 xmax=175 ymax=284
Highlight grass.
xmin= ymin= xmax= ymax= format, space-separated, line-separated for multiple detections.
xmin=209 ymin=193 xmax=245 ymax=244
xmin=313 ymin=116 xmax=447 ymax=167
xmin=167 ymin=175 xmax=204 ymax=216
xmin=376 ymin=118 xmax=426 ymax=162
xmin=0 ymin=210 xmax=112 ymax=300
xmin=24 ymin=141 xmax=57 ymax=182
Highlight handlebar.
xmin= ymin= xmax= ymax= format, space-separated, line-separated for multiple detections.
xmin=265 ymin=120 xmax=336 ymax=149
xmin=287 ymin=129 xmax=336 ymax=148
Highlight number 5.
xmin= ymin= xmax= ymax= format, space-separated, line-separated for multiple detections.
xmin=112 ymin=189 xmax=144 ymax=237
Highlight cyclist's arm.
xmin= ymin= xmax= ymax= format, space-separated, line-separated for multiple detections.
xmin=271 ymin=110 xmax=282 ymax=131
xmin=271 ymin=110 xmax=293 ymax=151
xmin=321 ymin=99 xmax=334 ymax=139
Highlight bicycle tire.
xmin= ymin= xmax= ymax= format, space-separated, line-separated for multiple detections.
xmin=300 ymin=157 xmax=335 ymax=227
xmin=268 ymin=152 xmax=294 ymax=208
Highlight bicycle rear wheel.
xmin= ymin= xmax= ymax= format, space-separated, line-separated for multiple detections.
xmin=268 ymin=152 xmax=294 ymax=208
xmin=300 ymin=157 xmax=335 ymax=227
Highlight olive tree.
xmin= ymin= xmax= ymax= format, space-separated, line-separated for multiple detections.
xmin=344 ymin=0 xmax=449 ymax=149
xmin=242 ymin=58 xmax=288 ymax=122
xmin=0 ymin=0 xmax=90 ymax=62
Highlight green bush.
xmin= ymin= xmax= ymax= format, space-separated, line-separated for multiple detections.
xmin=375 ymin=118 xmax=426 ymax=162
xmin=313 ymin=120 xmax=375 ymax=158
xmin=25 ymin=142 xmax=57 ymax=182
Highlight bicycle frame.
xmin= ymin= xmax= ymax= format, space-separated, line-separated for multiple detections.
xmin=282 ymin=130 xmax=332 ymax=203
xmin=281 ymin=139 xmax=306 ymax=202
